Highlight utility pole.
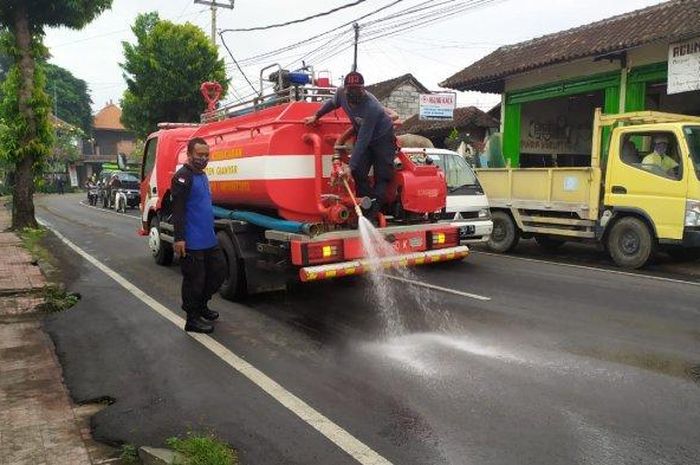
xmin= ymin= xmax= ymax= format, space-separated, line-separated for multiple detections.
xmin=194 ymin=0 xmax=235 ymax=45
xmin=352 ymin=23 xmax=360 ymax=72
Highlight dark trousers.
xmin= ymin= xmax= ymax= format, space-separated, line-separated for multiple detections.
xmin=180 ymin=246 xmax=227 ymax=319
xmin=350 ymin=130 xmax=397 ymax=203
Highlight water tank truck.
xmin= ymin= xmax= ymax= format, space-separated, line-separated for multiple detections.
xmin=139 ymin=66 xmax=469 ymax=300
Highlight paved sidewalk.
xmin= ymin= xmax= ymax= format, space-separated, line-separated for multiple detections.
xmin=0 ymin=207 xmax=106 ymax=465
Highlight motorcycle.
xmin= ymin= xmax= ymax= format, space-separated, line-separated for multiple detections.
xmin=86 ymin=182 xmax=99 ymax=206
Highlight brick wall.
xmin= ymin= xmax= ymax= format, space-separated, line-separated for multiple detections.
xmin=382 ymin=84 xmax=422 ymax=120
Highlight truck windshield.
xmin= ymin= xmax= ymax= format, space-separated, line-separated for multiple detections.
xmin=685 ymin=126 xmax=700 ymax=180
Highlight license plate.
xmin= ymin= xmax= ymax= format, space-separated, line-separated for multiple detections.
xmin=459 ymin=225 xmax=475 ymax=239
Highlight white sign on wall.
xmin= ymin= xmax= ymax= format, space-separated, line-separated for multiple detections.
xmin=668 ymin=37 xmax=700 ymax=95
xmin=419 ymin=93 xmax=456 ymax=120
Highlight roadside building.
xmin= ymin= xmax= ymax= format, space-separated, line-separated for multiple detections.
xmin=398 ymin=106 xmax=499 ymax=150
xmin=441 ymin=0 xmax=700 ymax=168
xmin=365 ymin=73 xmax=431 ymax=120
xmin=81 ymin=101 xmax=136 ymax=183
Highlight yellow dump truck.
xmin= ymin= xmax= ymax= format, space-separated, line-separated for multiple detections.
xmin=476 ymin=109 xmax=700 ymax=268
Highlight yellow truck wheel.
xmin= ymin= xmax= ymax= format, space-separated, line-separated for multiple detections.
xmin=607 ymin=217 xmax=654 ymax=269
xmin=487 ymin=211 xmax=520 ymax=253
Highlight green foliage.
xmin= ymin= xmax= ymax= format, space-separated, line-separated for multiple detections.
xmin=43 ymin=62 xmax=93 ymax=133
xmin=0 ymin=34 xmax=54 ymax=171
xmin=166 ymin=432 xmax=238 ymax=465
xmin=40 ymin=284 xmax=80 ymax=313
xmin=0 ymin=0 xmax=112 ymax=32
xmin=119 ymin=444 xmax=140 ymax=465
xmin=120 ymin=12 xmax=228 ymax=139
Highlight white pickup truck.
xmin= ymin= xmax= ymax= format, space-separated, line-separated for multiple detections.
xmin=402 ymin=148 xmax=493 ymax=243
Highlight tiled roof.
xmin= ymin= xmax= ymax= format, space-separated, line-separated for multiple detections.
xmin=441 ymin=0 xmax=700 ymax=93
xmin=93 ymin=102 xmax=126 ymax=130
xmin=398 ymin=106 xmax=499 ymax=136
xmin=365 ymin=73 xmax=430 ymax=100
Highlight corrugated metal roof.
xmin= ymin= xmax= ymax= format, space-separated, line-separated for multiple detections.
xmin=441 ymin=0 xmax=700 ymax=93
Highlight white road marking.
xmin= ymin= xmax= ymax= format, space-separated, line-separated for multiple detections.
xmin=474 ymin=250 xmax=700 ymax=288
xmin=39 ymin=219 xmax=393 ymax=465
xmin=381 ymin=274 xmax=491 ymax=301
xmin=79 ymin=200 xmax=140 ymax=219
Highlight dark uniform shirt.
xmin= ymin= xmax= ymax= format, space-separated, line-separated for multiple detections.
xmin=171 ymin=164 xmax=217 ymax=250
xmin=316 ymin=87 xmax=393 ymax=160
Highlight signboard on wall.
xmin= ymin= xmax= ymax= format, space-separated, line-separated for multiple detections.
xmin=668 ymin=37 xmax=700 ymax=95
xmin=520 ymin=97 xmax=594 ymax=155
xmin=68 ymin=165 xmax=78 ymax=187
xmin=419 ymin=93 xmax=456 ymax=120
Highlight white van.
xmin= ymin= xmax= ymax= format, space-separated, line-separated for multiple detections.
xmin=402 ymin=148 xmax=493 ymax=243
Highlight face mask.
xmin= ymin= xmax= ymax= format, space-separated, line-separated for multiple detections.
xmin=191 ymin=156 xmax=208 ymax=170
xmin=347 ymin=89 xmax=364 ymax=105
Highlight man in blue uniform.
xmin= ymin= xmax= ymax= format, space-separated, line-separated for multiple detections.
xmin=171 ymin=137 xmax=226 ymax=333
xmin=305 ymin=71 xmax=396 ymax=217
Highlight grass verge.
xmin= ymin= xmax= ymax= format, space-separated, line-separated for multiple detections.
xmin=18 ymin=226 xmax=51 ymax=265
xmin=167 ymin=432 xmax=239 ymax=465
xmin=119 ymin=444 xmax=139 ymax=464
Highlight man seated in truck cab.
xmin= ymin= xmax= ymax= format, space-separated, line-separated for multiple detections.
xmin=642 ymin=135 xmax=679 ymax=176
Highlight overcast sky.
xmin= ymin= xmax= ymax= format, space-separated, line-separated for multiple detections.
xmin=44 ymin=0 xmax=664 ymax=114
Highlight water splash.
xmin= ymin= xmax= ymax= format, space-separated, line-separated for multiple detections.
xmin=357 ymin=217 xmax=459 ymax=336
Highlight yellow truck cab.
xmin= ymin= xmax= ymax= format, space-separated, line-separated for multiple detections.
xmin=476 ymin=109 xmax=700 ymax=268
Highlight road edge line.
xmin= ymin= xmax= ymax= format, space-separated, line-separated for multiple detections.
xmin=381 ymin=274 xmax=491 ymax=301
xmin=39 ymin=219 xmax=393 ymax=465
xmin=473 ymin=251 xmax=700 ymax=287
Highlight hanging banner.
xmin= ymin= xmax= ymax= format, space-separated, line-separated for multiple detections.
xmin=68 ymin=165 xmax=78 ymax=187
xmin=419 ymin=93 xmax=456 ymax=120
xmin=668 ymin=37 xmax=700 ymax=95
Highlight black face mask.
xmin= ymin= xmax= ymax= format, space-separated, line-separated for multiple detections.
xmin=347 ymin=89 xmax=364 ymax=105
xmin=191 ymin=157 xmax=208 ymax=170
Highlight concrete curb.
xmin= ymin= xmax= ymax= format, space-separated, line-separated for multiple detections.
xmin=138 ymin=446 xmax=186 ymax=465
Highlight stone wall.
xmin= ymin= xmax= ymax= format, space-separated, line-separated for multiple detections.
xmin=382 ymin=84 xmax=422 ymax=120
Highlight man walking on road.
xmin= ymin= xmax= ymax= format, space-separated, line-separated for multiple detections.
xmin=304 ymin=71 xmax=397 ymax=218
xmin=171 ymin=137 xmax=226 ymax=334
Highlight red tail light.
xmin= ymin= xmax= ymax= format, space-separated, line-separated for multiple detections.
xmin=428 ymin=229 xmax=459 ymax=249
xmin=303 ymin=240 xmax=344 ymax=264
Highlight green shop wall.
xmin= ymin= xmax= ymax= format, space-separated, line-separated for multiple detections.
xmin=625 ymin=62 xmax=667 ymax=111
xmin=502 ymin=71 xmax=621 ymax=167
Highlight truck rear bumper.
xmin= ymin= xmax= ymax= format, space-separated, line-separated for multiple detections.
xmin=299 ymin=245 xmax=469 ymax=282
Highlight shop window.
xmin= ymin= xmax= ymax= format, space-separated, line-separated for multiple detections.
xmin=619 ymin=131 xmax=682 ymax=180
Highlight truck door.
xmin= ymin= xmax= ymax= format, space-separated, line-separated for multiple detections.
xmin=140 ymin=137 xmax=158 ymax=221
xmin=605 ymin=129 xmax=687 ymax=240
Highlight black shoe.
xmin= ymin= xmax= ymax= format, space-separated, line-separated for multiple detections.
xmin=200 ymin=307 xmax=219 ymax=321
xmin=185 ymin=317 xmax=214 ymax=333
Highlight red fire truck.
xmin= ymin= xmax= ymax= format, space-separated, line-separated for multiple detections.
xmin=139 ymin=68 xmax=468 ymax=300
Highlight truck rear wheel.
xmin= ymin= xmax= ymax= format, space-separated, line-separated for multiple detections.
xmin=535 ymin=235 xmax=566 ymax=251
xmin=487 ymin=211 xmax=520 ymax=253
xmin=607 ymin=217 xmax=654 ymax=269
xmin=217 ymin=231 xmax=247 ymax=302
xmin=149 ymin=216 xmax=173 ymax=266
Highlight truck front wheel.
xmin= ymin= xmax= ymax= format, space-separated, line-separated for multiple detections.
xmin=217 ymin=231 xmax=247 ymax=302
xmin=487 ymin=211 xmax=520 ymax=253
xmin=149 ymin=216 xmax=173 ymax=266
xmin=607 ymin=217 xmax=654 ymax=269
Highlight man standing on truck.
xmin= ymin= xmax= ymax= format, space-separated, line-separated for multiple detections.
xmin=171 ymin=137 xmax=226 ymax=334
xmin=304 ymin=71 xmax=396 ymax=218
xmin=642 ymin=135 xmax=679 ymax=175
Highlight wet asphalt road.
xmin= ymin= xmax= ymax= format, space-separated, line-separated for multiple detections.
xmin=38 ymin=193 xmax=700 ymax=465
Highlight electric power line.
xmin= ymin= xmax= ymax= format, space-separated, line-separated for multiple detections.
xmin=219 ymin=32 xmax=258 ymax=95
xmin=220 ymin=0 xmax=368 ymax=33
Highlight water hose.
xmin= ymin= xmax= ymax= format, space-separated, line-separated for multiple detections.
xmin=212 ymin=206 xmax=321 ymax=236
xmin=342 ymin=178 xmax=363 ymax=217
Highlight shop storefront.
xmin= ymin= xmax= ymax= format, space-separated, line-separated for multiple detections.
xmin=441 ymin=0 xmax=700 ymax=168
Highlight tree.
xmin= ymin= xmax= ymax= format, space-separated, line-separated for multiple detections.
xmin=44 ymin=63 xmax=93 ymax=134
xmin=0 ymin=0 xmax=111 ymax=229
xmin=121 ymin=12 xmax=228 ymax=139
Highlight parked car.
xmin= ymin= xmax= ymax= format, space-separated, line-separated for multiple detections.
xmin=98 ymin=171 xmax=141 ymax=211
xmin=402 ymin=148 xmax=493 ymax=243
